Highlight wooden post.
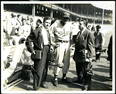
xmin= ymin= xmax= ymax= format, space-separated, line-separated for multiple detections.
xmin=94 ymin=7 xmax=96 ymax=24
xmin=50 ymin=5 xmax=53 ymax=18
xmin=32 ymin=4 xmax=35 ymax=17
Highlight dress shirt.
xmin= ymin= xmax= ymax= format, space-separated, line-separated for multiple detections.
xmin=41 ymin=27 xmax=50 ymax=45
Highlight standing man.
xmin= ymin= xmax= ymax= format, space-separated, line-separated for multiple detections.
xmin=26 ymin=17 xmax=52 ymax=90
xmin=40 ymin=17 xmax=52 ymax=88
xmin=73 ymin=19 xmax=94 ymax=89
xmin=50 ymin=12 xmax=73 ymax=86
xmin=94 ymin=25 xmax=103 ymax=62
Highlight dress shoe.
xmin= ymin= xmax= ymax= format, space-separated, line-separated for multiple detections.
xmin=41 ymin=82 xmax=48 ymax=88
xmin=33 ymin=78 xmax=38 ymax=90
xmin=82 ymin=85 xmax=88 ymax=91
xmin=33 ymin=83 xmax=38 ymax=90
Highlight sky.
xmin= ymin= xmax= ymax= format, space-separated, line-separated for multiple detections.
xmin=91 ymin=1 xmax=115 ymax=10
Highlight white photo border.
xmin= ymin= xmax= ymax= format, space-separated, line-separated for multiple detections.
xmin=1 ymin=1 xmax=115 ymax=94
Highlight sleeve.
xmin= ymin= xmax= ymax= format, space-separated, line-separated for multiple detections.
xmin=49 ymin=23 xmax=56 ymax=46
xmin=49 ymin=24 xmax=55 ymax=38
xmin=100 ymin=32 xmax=104 ymax=47
xmin=87 ymin=32 xmax=95 ymax=58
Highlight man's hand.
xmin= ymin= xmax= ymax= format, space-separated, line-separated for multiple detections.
xmin=85 ymin=58 xmax=90 ymax=62
xmin=86 ymin=58 xmax=92 ymax=62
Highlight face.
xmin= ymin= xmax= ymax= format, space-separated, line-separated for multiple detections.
xmin=44 ymin=19 xmax=51 ymax=29
xmin=79 ymin=21 xmax=85 ymax=31
xmin=22 ymin=19 xmax=26 ymax=25
xmin=36 ymin=21 xmax=42 ymax=28
xmin=26 ymin=19 xmax=30 ymax=25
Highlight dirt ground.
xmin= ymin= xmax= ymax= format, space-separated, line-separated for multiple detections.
xmin=9 ymin=48 xmax=112 ymax=92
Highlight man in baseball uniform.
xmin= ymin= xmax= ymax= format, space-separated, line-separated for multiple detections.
xmin=50 ymin=12 xmax=73 ymax=86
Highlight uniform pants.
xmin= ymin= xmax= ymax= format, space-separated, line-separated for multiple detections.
xmin=54 ymin=42 xmax=70 ymax=76
xmin=33 ymin=45 xmax=49 ymax=89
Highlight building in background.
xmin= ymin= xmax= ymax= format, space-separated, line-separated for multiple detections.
xmin=4 ymin=4 xmax=112 ymax=24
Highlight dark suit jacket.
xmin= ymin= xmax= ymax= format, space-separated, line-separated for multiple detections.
xmin=94 ymin=31 xmax=103 ymax=49
xmin=26 ymin=27 xmax=44 ymax=53
xmin=73 ymin=29 xmax=94 ymax=62
xmin=107 ymin=36 xmax=112 ymax=61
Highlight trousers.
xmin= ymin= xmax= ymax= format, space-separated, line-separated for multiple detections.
xmin=54 ymin=42 xmax=70 ymax=76
xmin=33 ymin=45 xmax=49 ymax=89
xmin=76 ymin=61 xmax=91 ymax=85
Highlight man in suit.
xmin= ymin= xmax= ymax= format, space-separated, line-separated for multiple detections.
xmin=94 ymin=25 xmax=103 ymax=61
xmin=73 ymin=19 xmax=94 ymax=88
xmin=26 ymin=17 xmax=52 ymax=90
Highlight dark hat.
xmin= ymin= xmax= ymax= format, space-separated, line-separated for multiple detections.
xmin=96 ymin=25 xmax=101 ymax=29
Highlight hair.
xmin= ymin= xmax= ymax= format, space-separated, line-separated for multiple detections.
xmin=36 ymin=19 xmax=42 ymax=24
xmin=79 ymin=19 xmax=87 ymax=26
xmin=17 ymin=14 xmax=21 ymax=18
xmin=30 ymin=18 xmax=33 ymax=22
xmin=43 ymin=17 xmax=51 ymax=23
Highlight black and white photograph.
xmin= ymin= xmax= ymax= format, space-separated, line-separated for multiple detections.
xmin=1 ymin=1 xmax=115 ymax=93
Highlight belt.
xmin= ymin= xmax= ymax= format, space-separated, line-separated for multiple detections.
xmin=57 ymin=40 xmax=69 ymax=43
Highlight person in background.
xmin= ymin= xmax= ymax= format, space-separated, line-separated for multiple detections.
xmin=94 ymin=25 xmax=103 ymax=62
xmin=107 ymin=35 xmax=112 ymax=79
xmin=21 ymin=17 xmax=31 ymax=39
xmin=39 ymin=17 xmax=52 ymax=88
xmin=91 ymin=25 xmax=96 ymax=32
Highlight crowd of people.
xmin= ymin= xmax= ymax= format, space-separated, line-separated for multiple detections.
xmin=2 ymin=11 xmax=112 ymax=91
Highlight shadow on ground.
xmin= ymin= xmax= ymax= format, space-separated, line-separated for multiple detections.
xmin=92 ymin=67 xmax=109 ymax=73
